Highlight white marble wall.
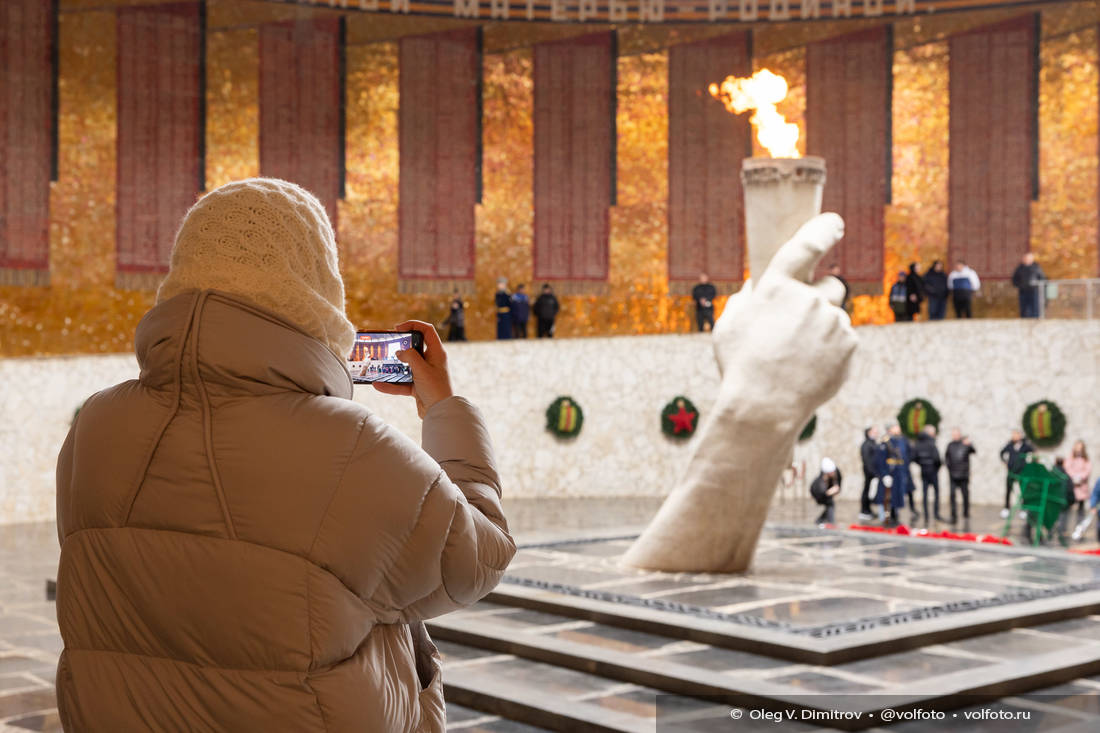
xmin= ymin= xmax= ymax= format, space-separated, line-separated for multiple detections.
xmin=2 ymin=320 xmax=1097 ymax=524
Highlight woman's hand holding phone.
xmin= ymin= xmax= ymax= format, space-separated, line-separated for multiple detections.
xmin=372 ymin=320 xmax=453 ymax=418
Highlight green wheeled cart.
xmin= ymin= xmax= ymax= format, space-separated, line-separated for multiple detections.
xmin=1003 ymin=462 xmax=1069 ymax=546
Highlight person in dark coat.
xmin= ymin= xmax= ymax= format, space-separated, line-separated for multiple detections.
xmin=874 ymin=426 xmax=911 ymax=526
xmin=442 ymin=290 xmax=466 ymax=342
xmin=1011 ymin=252 xmax=1046 ymax=318
xmin=923 ymin=261 xmax=949 ymax=321
xmin=533 ymin=283 xmax=560 ymax=338
xmin=905 ymin=263 xmax=925 ymax=320
xmin=691 ymin=273 xmax=718 ymax=332
xmin=495 ymin=278 xmax=512 ymax=340
xmin=810 ymin=458 xmax=842 ymax=526
xmin=944 ymin=428 xmax=976 ymax=523
xmin=912 ymin=424 xmax=944 ymax=522
xmin=859 ymin=426 xmax=881 ymax=521
xmin=888 ymin=271 xmax=909 ymax=322
xmin=510 ymin=284 xmax=530 ymax=339
xmin=1000 ymin=429 xmax=1035 ymax=517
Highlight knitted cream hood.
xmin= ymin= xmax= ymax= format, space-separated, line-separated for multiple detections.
xmin=157 ymin=178 xmax=356 ymax=360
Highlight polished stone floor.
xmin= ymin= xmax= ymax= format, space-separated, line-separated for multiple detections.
xmin=502 ymin=531 xmax=1100 ymax=637
xmin=440 ymin=599 xmax=1100 ymax=698
xmin=1 ymin=496 xmax=1098 ymax=731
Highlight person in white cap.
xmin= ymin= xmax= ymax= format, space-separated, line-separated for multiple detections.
xmin=810 ymin=457 xmax=843 ymax=527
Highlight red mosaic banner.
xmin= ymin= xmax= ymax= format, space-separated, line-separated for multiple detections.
xmin=667 ymin=32 xmax=751 ymax=292
xmin=948 ymin=15 xmax=1036 ymax=280
xmin=0 ymin=0 xmax=55 ymax=286
xmin=533 ymin=32 xmax=614 ymax=292
xmin=398 ymin=28 xmax=480 ymax=292
xmin=116 ymin=2 xmax=203 ymax=290
xmin=259 ymin=18 xmax=342 ymax=228
xmin=806 ymin=26 xmax=890 ymax=286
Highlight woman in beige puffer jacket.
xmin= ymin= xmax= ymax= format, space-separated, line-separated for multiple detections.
xmin=54 ymin=179 xmax=516 ymax=731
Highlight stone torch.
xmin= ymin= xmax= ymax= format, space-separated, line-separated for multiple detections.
xmin=708 ymin=69 xmax=827 ymax=280
xmin=742 ymin=156 xmax=827 ymax=281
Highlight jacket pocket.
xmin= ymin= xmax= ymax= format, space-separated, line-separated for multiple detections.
xmin=409 ymin=623 xmax=445 ymax=733
xmin=408 ymin=622 xmax=440 ymax=692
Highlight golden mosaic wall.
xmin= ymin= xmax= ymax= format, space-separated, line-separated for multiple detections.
xmin=1033 ymin=21 xmax=1099 ymax=278
xmin=1 ymin=2 xmax=1097 ymax=355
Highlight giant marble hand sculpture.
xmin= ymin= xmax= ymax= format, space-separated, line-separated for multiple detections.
xmin=623 ymin=213 xmax=858 ymax=573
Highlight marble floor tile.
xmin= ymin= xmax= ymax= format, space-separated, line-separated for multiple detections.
xmin=505 ymin=565 xmax=620 ymax=587
xmin=467 ymin=658 xmax=623 ymax=699
xmin=436 ymin=640 xmax=506 ymax=663
xmin=0 ymin=660 xmax=44 ymax=678
xmin=941 ymin=629 xmax=1086 ymax=659
xmin=587 ymin=577 xmax=696 ymax=595
xmin=651 ymin=584 xmax=807 ymax=608
xmin=767 ymin=670 xmax=883 ymax=694
xmin=446 ymin=702 xmax=493 ymax=724
xmin=657 ymin=647 xmax=793 ymax=673
xmin=552 ymin=624 xmax=675 ymax=653
xmin=3 ymin=710 xmax=64 ymax=733
xmin=479 ymin=609 xmax=583 ymax=631
xmin=825 ymin=580 xmax=991 ymax=603
xmin=0 ymin=676 xmax=44 ymax=694
xmin=740 ymin=596 xmax=920 ymax=627
xmin=834 ymin=649 xmax=993 ymax=684
xmin=1031 ymin=617 xmax=1100 ymax=640
xmin=0 ymin=690 xmax=56 ymax=721
xmin=2 ymin=637 xmax=61 ymax=658
xmin=584 ymin=686 xmax=658 ymax=718
xmin=1016 ymin=682 xmax=1100 ymax=716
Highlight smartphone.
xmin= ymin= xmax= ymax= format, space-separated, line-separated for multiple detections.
xmin=348 ymin=331 xmax=424 ymax=384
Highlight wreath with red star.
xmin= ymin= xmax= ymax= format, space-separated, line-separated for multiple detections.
xmin=661 ymin=396 xmax=699 ymax=439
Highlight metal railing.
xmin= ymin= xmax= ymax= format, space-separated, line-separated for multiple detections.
xmin=1038 ymin=279 xmax=1100 ymax=320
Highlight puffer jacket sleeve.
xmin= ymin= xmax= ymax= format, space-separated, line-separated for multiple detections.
xmin=396 ymin=396 xmax=516 ymax=620
xmin=310 ymin=396 xmax=515 ymax=622
xmin=55 ymin=416 xmax=78 ymax=546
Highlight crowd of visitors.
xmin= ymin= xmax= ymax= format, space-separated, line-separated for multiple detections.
xmin=438 ymin=247 xmax=1059 ymax=344
xmin=811 ymin=425 xmax=1100 ymax=545
xmin=469 ymin=279 xmax=559 ymax=341
xmin=457 ymin=252 xmax=1050 ymax=341
xmin=441 ymin=280 xmax=560 ymax=342
xmin=885 ymin=253 xmax=1047 ymax=322
xmin=889 ymin=259 xmax=980 ymax=321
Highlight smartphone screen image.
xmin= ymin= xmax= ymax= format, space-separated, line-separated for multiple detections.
xmin=348 ymin=331 xmax=423 ymax=384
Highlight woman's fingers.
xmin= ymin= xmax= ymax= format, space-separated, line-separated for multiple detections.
xmin=389 ymin=323 xmax=455 ymax=414
xmin=372 ymin=382 xmax=414 ymax=397
xmin=393 ymin=320 xmax=446 ymax=366
xmin=395 ymin=345 xmax=427 ymax=371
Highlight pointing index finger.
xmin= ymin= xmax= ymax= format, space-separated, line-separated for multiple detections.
xmin=767 ymin=213 xmax=845 ymax=284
